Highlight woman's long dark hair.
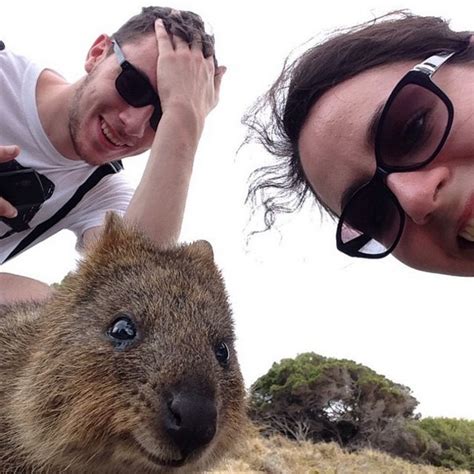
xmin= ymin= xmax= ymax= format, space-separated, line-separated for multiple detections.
xmin=244 ymin=11 xmax=473 ymax=229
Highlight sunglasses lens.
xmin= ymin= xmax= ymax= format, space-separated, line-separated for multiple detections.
xmin=116 ymin=69 xmax=157 ymax=107
xmin=149 ymin=102 xmax=163 ymax=131
xmin=378 ymin=84 xmax=450 ymax=169
xmin=338 ymin=182 xmax=402 ymax=257
xmin=116 ymin=68 xmax=162 ymax=130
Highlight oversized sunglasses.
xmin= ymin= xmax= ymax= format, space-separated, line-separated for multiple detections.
xmin=112 ymin=40 xmax=162 ymax=131
xmin=336 ymin=50 xmax=457 ymax=259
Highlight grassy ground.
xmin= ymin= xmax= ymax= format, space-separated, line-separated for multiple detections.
xmin=209 ymin=434 xmax=468 ymax=473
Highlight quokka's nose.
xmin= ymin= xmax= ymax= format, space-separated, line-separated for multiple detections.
xmin=164 ymin=389 xmax=217 ymax=458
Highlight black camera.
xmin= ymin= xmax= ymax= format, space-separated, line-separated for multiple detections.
xmin=0 ymin=161 xmax=55 ymax=233
xmin=0 ymin=168 xmax=49 ymax=209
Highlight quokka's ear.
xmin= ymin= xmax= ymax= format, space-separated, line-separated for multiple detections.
xmin=103 ymin=212 xmax=126 ymax=237
xmin=87 ymin=212 xmax=131 ymax=259
xmin=186 ymin=240 xmax=214 ymax=263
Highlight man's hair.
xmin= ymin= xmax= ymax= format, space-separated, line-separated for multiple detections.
xmin=244 ymin=11 xmax=473 ymax=229
xmin=111 ymin=6 xmax=216 ymax=60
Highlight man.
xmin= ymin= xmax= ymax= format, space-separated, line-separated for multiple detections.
xmin=0 ymin=7 xmax=225 ymax=303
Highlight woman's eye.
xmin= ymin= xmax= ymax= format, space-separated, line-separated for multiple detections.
xmin=380 ymin=102 xmax=437 ymax=167
xmin=399 ymin=109 xmax=430 ymax=153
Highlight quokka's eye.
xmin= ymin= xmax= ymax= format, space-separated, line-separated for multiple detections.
xmin=215 ymin=342 xmax=230 ymax=367
xmin=107 ymin=315 xmax=137 ymax=345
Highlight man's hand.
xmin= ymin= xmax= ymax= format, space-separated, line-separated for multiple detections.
xmin=154 ymin=18 xmax=226 ymax=133
xmin=123 ymin=19 xmax=225 ymax=247
xmin=0 ymin=145 xmax=20 ymax=218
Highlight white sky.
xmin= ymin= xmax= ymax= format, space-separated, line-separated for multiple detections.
xmin=2 ymin=0 xmax=473 ymax=419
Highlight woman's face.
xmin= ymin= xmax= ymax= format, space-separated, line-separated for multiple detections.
xmin=299 ymin=60 xmax=474 ymax=275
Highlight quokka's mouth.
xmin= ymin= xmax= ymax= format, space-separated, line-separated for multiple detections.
xmin=134 ymin=439 xmax=186 ymax=468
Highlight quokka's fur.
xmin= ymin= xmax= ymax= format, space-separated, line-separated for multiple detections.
xmin=0 ymin=214 xmax=246 ymax=473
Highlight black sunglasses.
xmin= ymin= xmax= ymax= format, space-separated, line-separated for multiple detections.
xmin=112 ymin=40 xmax=162 ymax=131
xmin=336 ymin=50 xmax=457 ymax=259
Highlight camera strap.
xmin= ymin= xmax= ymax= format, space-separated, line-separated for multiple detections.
xmin=4 ymin=160 xmax=123 ymax=263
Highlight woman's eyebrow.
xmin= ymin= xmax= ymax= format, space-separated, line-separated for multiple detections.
xmin=365 ymin=102 xmax=385 ymax=149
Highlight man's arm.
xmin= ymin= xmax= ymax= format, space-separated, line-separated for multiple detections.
xmin=0 ymin=273 xmax=52 ymax=305
xmin=84 ymin=20 xmax=225 ymax=250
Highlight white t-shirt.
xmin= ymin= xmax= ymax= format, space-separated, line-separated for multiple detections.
xmin=0 ymin=47 xmax=134 ymax=263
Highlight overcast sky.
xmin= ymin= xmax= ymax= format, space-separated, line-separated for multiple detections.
xmin=2 ymin=0 xmax=473 ymax=419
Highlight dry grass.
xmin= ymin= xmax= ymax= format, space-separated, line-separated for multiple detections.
xmin=209 ymin=431 xmax=468 ymax=474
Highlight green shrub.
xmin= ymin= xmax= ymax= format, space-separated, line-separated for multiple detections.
xmin=249 ymin=353 xmax=474 ymax=470
xmin=249 ymin=352 xmax=418 ymax=446
xmin=417 ymin=418 xmax=474 ymax=471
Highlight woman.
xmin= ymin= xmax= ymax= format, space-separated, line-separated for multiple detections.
xmin=245 ymin=11 xmax=474 ymax=276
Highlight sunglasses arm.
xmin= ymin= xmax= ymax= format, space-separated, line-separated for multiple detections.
xmin=112 ymin=40 xmax=126 ymax=66
xmin=413 ymin=51 xmax=457 ymax=77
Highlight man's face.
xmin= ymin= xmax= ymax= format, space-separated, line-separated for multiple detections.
xmin=69 ymin=34 xmax=158 ymax=166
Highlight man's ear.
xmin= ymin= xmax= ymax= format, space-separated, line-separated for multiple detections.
xmin=84 ymin=34 xmax=112 ymax=73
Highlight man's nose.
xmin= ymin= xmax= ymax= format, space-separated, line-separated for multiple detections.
xmin=386 ymin=166 xmax=450 ymax=225
xmin=119 ymin=105 xmax=154 ymax=138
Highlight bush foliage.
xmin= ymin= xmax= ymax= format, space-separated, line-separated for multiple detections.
xmin=249 ymin=352 xmax=418 ymax=447
xmin=417 ymin=418 xmax=474 ymax=471
xmin=249 ymin=352 xmax=474 ymax=470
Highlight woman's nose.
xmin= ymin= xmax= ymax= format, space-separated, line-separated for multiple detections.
xmin=386 ymin=166 xmax=450 ymax=225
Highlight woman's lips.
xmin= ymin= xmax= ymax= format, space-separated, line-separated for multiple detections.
xmin=457 ymin=193 xmax=474 ymax=242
